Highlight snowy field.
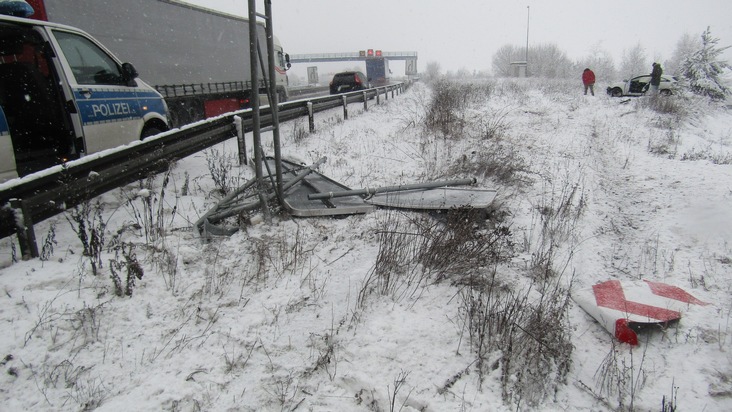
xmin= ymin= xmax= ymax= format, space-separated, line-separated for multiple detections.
xmin=1 ymin=78 xmax=732 ymax=411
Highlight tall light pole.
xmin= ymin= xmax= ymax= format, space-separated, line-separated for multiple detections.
xmin=525 ymin=6 xmax=530 ymax=66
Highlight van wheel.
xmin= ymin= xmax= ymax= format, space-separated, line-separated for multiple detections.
xmin=659 ymin=89 xmax=672 ymax=96
xmin=140 ymin=127 xmax=163 ymax=140
xmin=611 ymin=88 xmax=623 ymax=97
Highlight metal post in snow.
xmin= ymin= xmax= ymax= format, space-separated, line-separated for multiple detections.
xmin=264 ymin=0 xmax=284 ymax=203
xmin=385 ymin=87 xmax=388 ymax=100
xmin=234 ymin=115 xmax=247 ymax=165
xmin=363 ymin=91 xmax=368 ymax=111
xmin=342 ymin=95 xmax=348 ymax=120
xmin=376 ymin=89 xmax=380 ymax=105
xmin=307 ymin=101 xmax=315 ymax=132
xmin=307 ymin=178 xmax=477 ymax=200
xmin=247 ymin=0 xmax=270 ymax=221
xmin=10 ymin=199 xmax=38 ymax=259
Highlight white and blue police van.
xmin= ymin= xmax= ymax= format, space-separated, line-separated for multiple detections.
xmin=0 ymin=1 xmax=169 ymax=182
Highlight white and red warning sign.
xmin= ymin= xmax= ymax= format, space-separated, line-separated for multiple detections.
xmin=573 ymin=280 xmax=708 ymax=345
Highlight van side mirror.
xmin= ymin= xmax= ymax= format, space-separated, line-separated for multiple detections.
xmin=121 ymin=62 xmax=139 ymax=86
xmin=285 ymin=53 xmax=291 ymax=69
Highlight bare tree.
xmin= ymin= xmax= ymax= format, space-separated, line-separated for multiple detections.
xmin=423 ymin=61 xmax=442 ymax=83
xmin=665 ymin=32 xmax=702 ymax=75
xmin=528 ymin=43 xmax=574 ymax=78
xmin=492 ymin=44 xmax=519 ymax=77
xmin=492 ymin=43 xmax=574 ymax=78
xmin=620 ymin=43 xmax=648 ymax=78
xmin=576 ymin=44 xmax=617 ymax=82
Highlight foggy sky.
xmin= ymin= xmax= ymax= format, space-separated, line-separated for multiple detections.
xmin=182 ymin=0 xmax=732 ymax=80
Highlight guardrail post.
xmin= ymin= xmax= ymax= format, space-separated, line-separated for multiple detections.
xmin=10 ymin=199 xmax=38 ymax=260
xmin=385 ymin=87 xmax=389 ymax=101
xmin=307 ymin=101 xmax=315 ymax=132
xmin=342 ymin=95 xmax=348 ymax=120
xmin=376 ymin=89 xmax=380 ymax=105
xmin=363 ymin=91 xmax=368 ymax=111
xmin=234 ymin=115 xmax=247 ymax=165
xmin=391 ymin=87 xmax=395 ymax=99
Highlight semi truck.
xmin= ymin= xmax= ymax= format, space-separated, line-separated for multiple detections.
xmin=365 ymin=57 xmax=390 ymax=87
xmin=0 ymin=2 xmax=169 ymax=181
xmin=25 ymin=0 xmax=291 ymax=127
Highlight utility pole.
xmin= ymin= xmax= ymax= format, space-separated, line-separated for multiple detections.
xmin=525 ymin=5 xmax=530 ymax=70
xmin=248 ymin=0 xmax=270 ymax=222
xmin=264 ymin=0 xmax=283 ymax=204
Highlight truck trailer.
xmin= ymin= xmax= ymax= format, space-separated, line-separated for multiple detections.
xmin=25 ymin=0 xmax=291 ymax=127
xmin=365 ymin=57 xmax=390 ymax=87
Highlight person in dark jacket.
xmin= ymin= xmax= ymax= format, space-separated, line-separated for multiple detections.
xmin=582 ymin=68 xmax=596 ymax=96
xmin=649 ymin=62 xmax=663 ymax=94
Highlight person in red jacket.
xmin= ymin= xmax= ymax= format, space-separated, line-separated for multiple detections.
xmin=582 ymin=68 xmax=596 ymax=96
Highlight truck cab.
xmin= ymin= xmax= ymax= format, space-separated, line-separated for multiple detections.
xmin=0 ymin=10 xmax=168 ymax=181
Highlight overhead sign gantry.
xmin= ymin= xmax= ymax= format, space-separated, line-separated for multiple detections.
xmin=289 ymin=50 xmax=418 ymax=75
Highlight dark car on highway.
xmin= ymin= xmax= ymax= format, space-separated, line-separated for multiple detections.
xmin=329 ymin=71 xmax=369 ymax=94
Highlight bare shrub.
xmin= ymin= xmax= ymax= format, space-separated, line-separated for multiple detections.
xmin=640 ymin=95 xmax=686 ymax=116
xmin=396 ymin=82 xmax=430 ymax=129
xmin=122 ymin=175 xmax=170 ymax=246
xmin=680 ymin=146 xmax=732 ymax=164
xmin=263 ymin=370 xmax=300 ymax=411
xmin=357 ymin=210 xmax=428 ymax=305
xmin=495 ymin=80 xmax=529 ymax=104
xmin=647 ymin=130 xmax=679 ymax=157
xmin=478 ymin=106 xmax=512 ymax=141
xmin=305 ymin=313 xmax=343 ymax=382
xmin=40 ymin=359 xmax=88 ymax=389
xmin=292 ymin=121 xmax=308 ymax=143
xmin=447 ymin=144 xmax=531 ymax=186
xmin=261 ymin=223 xmax=314 ymax=280
xmin=65 ymin=200 xmax=106 ymax=276
xmin=358 ymin=208 xmax=513 ymax=306
xmin=221 ymin=335 xmax=256 ymax=374
xmin=204 ymin=148 xmax=239 ymax=196
xmin=69 ymin=302 xmax=106 ymax=346
xmin=523 ymin=175 xmax=587 ymax=280
xmin=591 ymin=340 xmax=650 ymax=411
xmin=63 ymin=376 xmax=109 ymax=411
xmin=661 ymin=380 xmax=679 ymax=412
xmin=109 ymin=242 xmax=144 ymax=297
xmin=387 ymin=369 xmax=413 ymax=412
xmin=40 ymin=221 xmax=57 ymax=262
xmin=458 ymin=270 xmax=573 ymax=407
xmin=424 ymin=79 xmax=494 ymax=138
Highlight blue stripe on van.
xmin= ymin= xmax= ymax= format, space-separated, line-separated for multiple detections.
xmin=73 ymin=89 xmax=166 ymax=125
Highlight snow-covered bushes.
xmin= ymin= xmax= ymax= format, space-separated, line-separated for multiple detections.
xmin=424 ymin=79 xmax=494 ymax=138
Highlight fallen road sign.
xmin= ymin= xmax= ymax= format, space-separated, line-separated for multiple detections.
xmin=573 ymin=280 xmax=708 ymax=345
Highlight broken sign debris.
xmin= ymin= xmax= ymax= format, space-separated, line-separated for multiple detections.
xmin=573 ymin=279 xmax=708 ymax=345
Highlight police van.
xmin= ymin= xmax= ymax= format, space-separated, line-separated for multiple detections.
xmin=0 ymin=2 xmax=169 ymax=182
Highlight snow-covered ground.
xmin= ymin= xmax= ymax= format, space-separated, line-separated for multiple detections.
xmin=1 ymin=79 xmax=731 ymax=411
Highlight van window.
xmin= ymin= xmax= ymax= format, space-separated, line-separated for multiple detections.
xmin=52 ymin=30 xmax=125 ymax=85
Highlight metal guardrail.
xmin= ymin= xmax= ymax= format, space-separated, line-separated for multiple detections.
xmin=0 ymin=82 xmax=406 ymax=258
